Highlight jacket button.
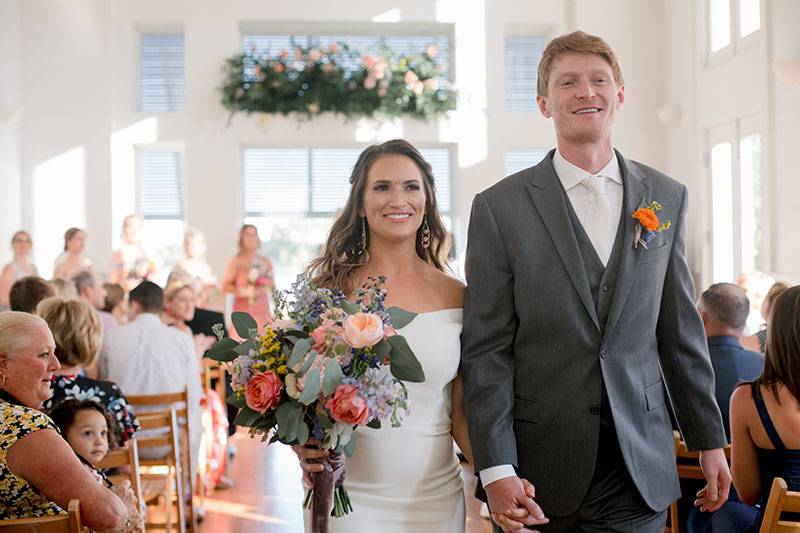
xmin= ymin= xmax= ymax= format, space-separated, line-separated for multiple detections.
xmin=602 ymin=283 xmax=611 ymax=292
xmin=590 ymin=405 xmax=601 ymax=416
xmin=600 ymin=349 xmax=608 ymax=359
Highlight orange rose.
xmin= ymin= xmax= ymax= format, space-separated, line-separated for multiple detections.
xmin=245 ymin=371 xmax=283 ymax=413
xmin=325 ymin=384 xmax=369 ymax=426
xmin=342 ymin=312 xmax=384 ymax=349
xmin=633 ymin=208 xmax=660 ymax=231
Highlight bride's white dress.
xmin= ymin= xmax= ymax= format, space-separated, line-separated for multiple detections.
xmin=307 ymin=308 xmax=465 ymax=532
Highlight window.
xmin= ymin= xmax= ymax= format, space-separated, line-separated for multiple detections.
xmin=707 ymin=116 xmax=765 ymax=285
xmin=707 ymin=0 xmax=760 ymax=58
xmin=243 ymin=147 xmax=453 ymax=289
xmin=137 ymin=149 xmax=186 ymax=281
xmin=242 ymin=33 xmax=451 ymax=83
xmin=504 ymin=149 xmax=548 ymax=175
xmin=505 ymin=36 xmax=545 ymax=112
xmin=140 ymin=33 xmax=185 ymax=112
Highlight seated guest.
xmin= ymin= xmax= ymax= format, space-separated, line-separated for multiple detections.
xmin=37 ymin=297 xmax=139 ymax=446
xmin=742 ymin=282 xmax=788 ymax=353
xmin=74 ymin=270 xmax=118 ymax=334
xmin=0 ymin=311 xmax=138 ymax=529
xmin=50 ymin=278 xmax=77 ymax=300
xmin=102 ymin=282 xmax=128 ymax=326
xmin=8 ymin=276 xmax=54 ymax=313
xmin=52 ymin=227 xmax=92 ymax=281
xmin=0 ymin=231 xmax=38 ymax=311
xmin=163 ymin=280 xmax=215 ymax=356
xmin=708 ymin=285 xmax=800 ymax=531
xmin=697 ymin=282 xmax=765 ymax=440
xmin=99 ymin=281 xmax=202 ymax=475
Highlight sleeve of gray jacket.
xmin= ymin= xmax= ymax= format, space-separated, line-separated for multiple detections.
xmin=656 ymin=185 xmax=727 ymax=451
xmin=461 ymin=192 xmax=519 ymax=472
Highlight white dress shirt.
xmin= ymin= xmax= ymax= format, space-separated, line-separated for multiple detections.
xmin=479 ymin=149 xmax=624 ymax=488
xmin=99 ymin=312 xmax=203 ymax=474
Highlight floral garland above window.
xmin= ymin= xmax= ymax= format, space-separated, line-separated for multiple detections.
xmin=219 ymin=42 xmax=456 ymax=121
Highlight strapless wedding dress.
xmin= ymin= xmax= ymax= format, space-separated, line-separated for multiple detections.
xmin=306 ymin=308 xmax=465 ymax=532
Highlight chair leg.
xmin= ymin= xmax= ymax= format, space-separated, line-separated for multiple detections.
xmin=669 ymin=501 xmax=680 ymax=533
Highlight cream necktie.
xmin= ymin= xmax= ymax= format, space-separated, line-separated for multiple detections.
xmin=581 ymin=175 xmax=612 ymax=266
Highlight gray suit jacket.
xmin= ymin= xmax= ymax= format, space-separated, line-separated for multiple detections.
xmin=460 ymin=150 xmax=727 ymax=516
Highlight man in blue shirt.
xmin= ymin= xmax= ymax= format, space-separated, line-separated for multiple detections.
xmin=697 ymin=282 xmax=765 ymax=441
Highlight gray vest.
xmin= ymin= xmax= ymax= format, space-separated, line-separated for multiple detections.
xmin=562 ymin=187 xmax=627 ymax=332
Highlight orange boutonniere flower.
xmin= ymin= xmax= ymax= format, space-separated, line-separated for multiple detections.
xmin=632 ymin=198 xmax=672 ymax=249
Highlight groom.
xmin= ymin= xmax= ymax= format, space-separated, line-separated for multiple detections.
xmin=461 ymin=31 xmax=730 ymax=531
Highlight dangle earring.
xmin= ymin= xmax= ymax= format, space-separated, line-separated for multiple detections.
xmin=359 ymin=217 xmax=367 ymax=255
xmin=421 ymin=215 xmax=431 ymax=250
xmin=0 ymin=373 xmax=6 ymax=387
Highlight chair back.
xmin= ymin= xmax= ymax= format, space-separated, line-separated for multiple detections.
xmin=0 ymin=499 xmax=82 ymax=533
xmin=759 ymin=477 xmax=800 ymax=532
xmin=97 ymin=437 xmax=144 ymax=526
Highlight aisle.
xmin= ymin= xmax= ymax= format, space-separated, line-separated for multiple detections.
xmin=199 ymin=430 xmax=492 ymax=533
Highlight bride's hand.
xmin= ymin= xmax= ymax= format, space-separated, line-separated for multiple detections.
xmin=490 ymin=478 xmax=546 ymax=532
xmin=290 ymin=439 xmax=329 ymax=488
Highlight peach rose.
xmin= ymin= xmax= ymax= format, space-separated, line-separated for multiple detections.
xmin=310 ymin=319 xmax=336 ymax=353
xmin=325 ymin=384 xmax=369 ymax=426
xmin=342 ymin=312 xmax=384 ymax=349
xmin=245 ymin=371 xmax=283 ymax=413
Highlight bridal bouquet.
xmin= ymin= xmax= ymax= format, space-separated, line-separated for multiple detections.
xmin=207 ymin=275 xmax=425 ymax=533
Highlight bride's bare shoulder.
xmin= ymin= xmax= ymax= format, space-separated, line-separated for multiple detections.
xmin=427 ymin=267 xmax=464 ymax=308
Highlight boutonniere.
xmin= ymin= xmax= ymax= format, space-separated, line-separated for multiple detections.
xmin=632 ymin=197 xmax=671 ymax=249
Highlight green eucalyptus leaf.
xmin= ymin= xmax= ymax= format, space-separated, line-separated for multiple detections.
xmin=387 ymin=335 xmax=426 ymax=383
xmin=322 ymin=359 xmax=344 ymax=396
xmin=231 ymin=312 xmax=259 ymax=339
xmin=373 ymin=339 xmax=391 ymax=359
xmin=296 ymin=422 xmax=310 ymax=445
xmin=298 ymin=367 xmax=321 ymax=405
xmin=340 ymin=300 xmax=359 ymax=315
xmin=226 ymin=395 xmax=246 ymax=409
xmin=295 ymin=350 xmax=317 ymax=377
xmin=205 ymin=338 xmax=239 ymax=362
xmin=234 ymin=406 xmax=262 ymax=427
xmin=234 ymin=339 xmax=257 ymax=355
xmin=317 ymin=413 xmax=333 ymax=430
xmin=386 ymin=307 xmax=417 ymax=329
xmin=276 ymin=402 xmax=303 ymax=440
xmin=343 ymin=434 xmax=357 ymax=457
xmin=288 ymin=338 xmax=313 ymax=368
xmin=367 ymin=419 xmax=381 ymax=429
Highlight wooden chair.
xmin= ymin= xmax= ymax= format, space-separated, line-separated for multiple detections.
xmin=135 ymin=407 xmax=186 ymax=533
xmin=0 ymin=499 xmax=82 ymax=533
xmin=97 ymin=438 xmax=145 ymax=532
xmin=201 ymin=358 xmax=227 ymax=400
xmin=666 ymin=432 xmax=732 ymax=533
xmin=759 ymin=478 xmax=800 ymax=532
xmin=126 ymin=389 xmax=198 ymax=530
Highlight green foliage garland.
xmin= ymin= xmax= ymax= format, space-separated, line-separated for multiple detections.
xmin=219 ymin=41 xmax=456 ymax=121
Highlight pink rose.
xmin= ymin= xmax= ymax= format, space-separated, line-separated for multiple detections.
xmin=245 ymin=371 xmax=283 ymax=413
xmin=310 ymin=319 xmax=336 ymax=353
xmin=342 ymin=312 xmax=384 ymax=349
xmin=325 ymin=384 xmax=369 ymax=426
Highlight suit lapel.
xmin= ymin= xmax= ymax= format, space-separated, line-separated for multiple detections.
xmin=527 ymin=153 xmax=600 ymax=332
xmin=602 ymin=151 xmax=650 ymax=342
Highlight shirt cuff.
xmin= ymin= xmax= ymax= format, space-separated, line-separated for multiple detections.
xmin=479 ymin=464 xmax=516 ymax=487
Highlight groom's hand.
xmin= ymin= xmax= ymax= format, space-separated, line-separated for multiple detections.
xmin=695 ymin=448 xmax=731 ymax=512
xmin=485 ymin=476 xmax=548 ymax=532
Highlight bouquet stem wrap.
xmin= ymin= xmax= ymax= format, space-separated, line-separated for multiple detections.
xmin=304 ymin=452 xmax=350 ymax=533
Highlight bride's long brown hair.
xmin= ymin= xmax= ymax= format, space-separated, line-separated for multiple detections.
xmin=307 ymin=139 xmax=451 ymax=295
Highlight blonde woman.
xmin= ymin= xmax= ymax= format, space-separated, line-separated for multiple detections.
xmin=221 ymin=225 xmax=275 ymax=334
xmin=0 ymin=231 xmax=38 ymax=310
xmin=52 ymin=227 xmax=92 ymax=281
xmin=107 ymin=214 xmax=155 ymax=292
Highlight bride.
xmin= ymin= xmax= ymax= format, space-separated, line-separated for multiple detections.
xmin=295 ymin=139 xmax=532 ymax=532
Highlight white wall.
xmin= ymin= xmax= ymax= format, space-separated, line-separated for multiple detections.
xmin=6 ymin=0 xmax=720 ymax=286
xmin=662 ymin=0 xmax=800 ymax=287
xmin=0 ymin=0 xmax=23 ymax=267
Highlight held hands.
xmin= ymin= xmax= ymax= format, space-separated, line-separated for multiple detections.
xmin=695 ymin=448 xmax=732 ymax=512
xmin=485 ymin=476 xmax=549 ymax=532
xmin=111 ymin=480 xmax=145 ymax=532
xmin=291 ymin=439 xmax=329 ymax=489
